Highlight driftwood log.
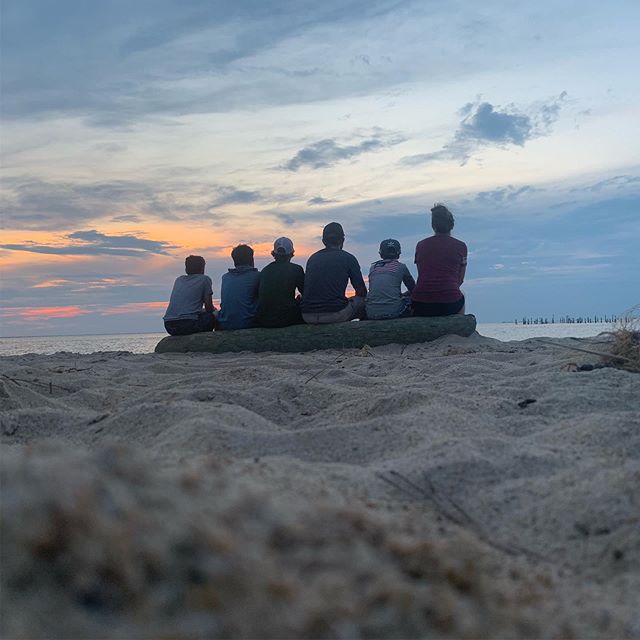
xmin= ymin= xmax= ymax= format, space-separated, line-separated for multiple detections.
xmin=155 ymin=314 xmax=477 ymax=354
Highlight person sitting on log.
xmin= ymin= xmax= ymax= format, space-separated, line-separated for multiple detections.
xmin=300 ymin=222 xmax=367 ymax=324
xmin=217 ymin=244 xmax=260 ymax=330
xmin=163 ymin=255 xmax=216 ymax=336
xmin=365 ymin=239 xmax=416 ymax=320
xmin=255 ymin=237 xmax=305 ymax=328
xmin=411 ymin=204 xmax=467 ymax=317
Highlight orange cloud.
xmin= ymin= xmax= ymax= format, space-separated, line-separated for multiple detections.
xmin=0 ymin=306 xmax=91 ymax=320
xmin=100 ymin=301 xmax=167 ymax=315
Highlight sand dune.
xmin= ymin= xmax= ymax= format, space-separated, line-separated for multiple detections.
xmin=1 ymin=333 xmax=639 ymax=638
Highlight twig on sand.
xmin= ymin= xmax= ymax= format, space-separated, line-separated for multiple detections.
xmin=303 ymin=350 xmax=350 ymax=384
xmin=534 ymin=339 xmax=631 ymax=363
xmin=378 ymin=470 xmax=548 ymax=562
xmin=1 ymin=373 xmax=73 ymax=393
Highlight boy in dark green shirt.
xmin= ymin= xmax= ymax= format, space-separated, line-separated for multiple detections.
xmin=256 ymin=237 xmax=305 ymax=328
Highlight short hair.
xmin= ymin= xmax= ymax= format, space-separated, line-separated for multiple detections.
xmin=231 ymin=244 xmax=254 ymax=267
xmin=322 ymin=221 xmax=345 ymax=247
xmin=185 ymin=255 xmax=205 ymax=274
xmin=431 ymin=203 xmax=455 ymax=233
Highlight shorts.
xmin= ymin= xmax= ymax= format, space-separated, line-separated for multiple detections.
xmin=411 ymin=296 xmax=465 ymax=317
xmin=302 ymin=296 xmax=366 ymax=324
xmin=164 ymin=311 xmax=215 ymax=336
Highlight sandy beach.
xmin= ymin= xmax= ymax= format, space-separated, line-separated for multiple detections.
xmin=1 ymin=332 xmax=639 ymax=639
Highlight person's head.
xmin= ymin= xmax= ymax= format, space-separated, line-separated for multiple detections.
xmin=271 ymin=236 xmax=294 ymax=262
xmin=322 ymin=222 xmax=345 ymax=249
xmin=431 ymin=203 xmax=455 ymax=234
xmin=231 ymin=244 xmax=254 ymax=267
xmin=185 ymin=255 xmax=205 ymax=275
xmin=379 ymin=238 xmax=401 ymax=260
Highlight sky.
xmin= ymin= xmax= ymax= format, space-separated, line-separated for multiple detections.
xmin=1 ymin=0 xmax=639 ymax=337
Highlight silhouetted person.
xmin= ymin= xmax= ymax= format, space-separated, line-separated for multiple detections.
xmin=256 ymin=237 xmax=305 ymax=328
xmin=163 ymin=255 xmax=216 ymax=335
xmin=217 ymin=244 xmax=259 ymax=330
xmin=411 ymin=204 xmax=467 ymax=316
xmin=301 ymin=222 xmax=367 ymax=324
xmin=366 ymin=239 xmax=415 ymax=319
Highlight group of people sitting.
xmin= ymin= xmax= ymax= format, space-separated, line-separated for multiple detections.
xmin=163 ymin=204 xmax=467 ymax=336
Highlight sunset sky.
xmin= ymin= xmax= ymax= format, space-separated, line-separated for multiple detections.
xmin=1 ymin=0 xmax=639 ymax=337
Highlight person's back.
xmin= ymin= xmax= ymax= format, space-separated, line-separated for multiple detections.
xmin=217 ymin=244 xmax=260 ymax=330
xmin=412 ymin=204 xmax=467 ymax=316
xmin=163 ymin=255 xmax=215 ymax=335
xmin=256 ymin=237 xmax=305 ymax=328
xmin=301 ymin=222 xmax=367 ymax=324
xmin=366 ymin=239 xmax=415 ymax=320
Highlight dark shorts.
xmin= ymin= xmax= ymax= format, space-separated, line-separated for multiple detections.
xmin=164 ymin=312 xmax=215 ymax=336
xmin=412 ymin=296 xmax=465 ymax=317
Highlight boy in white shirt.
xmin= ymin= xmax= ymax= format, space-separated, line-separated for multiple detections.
xmin=163 ymin=255 xmax=216 ymax=335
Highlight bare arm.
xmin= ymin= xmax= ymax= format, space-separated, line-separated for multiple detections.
xmin=402 ymin=266 xmax=416 ymax=293
xmin=204 ymin=294 xmax=215 ymax=313
xmin=459 ymin=264 xmax=466 ymax=286
xmin=350 ymin=259 xmax=367 ymax=297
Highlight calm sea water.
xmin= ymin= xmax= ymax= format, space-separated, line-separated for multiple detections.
xmin=0 ymin=323 xmax=616 ymax=357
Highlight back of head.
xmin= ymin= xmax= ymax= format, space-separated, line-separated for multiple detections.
xmin=431 ymin=203 xmax=455 ymax=234
xmin=379 ymin=238 xmax=401 ymax=260
xmin=322 ymin=221 xmax=345 ymax=248
xmin=272 ymin=236 xmax=294 ymax=261
xmin=231 ymin=244 xmax=254 ymax=267
xmin=185 ymin=255 xmax=205 ymax=275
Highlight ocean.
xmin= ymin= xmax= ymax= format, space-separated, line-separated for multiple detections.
xmin=0 ymin=322 xmax=616 ymax=357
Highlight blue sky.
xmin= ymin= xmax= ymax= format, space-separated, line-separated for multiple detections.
xmin=1 ymin=0 xmax=638 ymax=336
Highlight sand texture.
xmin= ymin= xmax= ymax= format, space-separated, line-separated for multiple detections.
xmin=1 ymin=333 xmax=639 ymax=639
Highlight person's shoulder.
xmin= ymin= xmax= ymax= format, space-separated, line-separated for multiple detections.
xmin=451 ymin=236 xmax=467 ymax=250
xmin=307 ymin=248 xmax=326 ymax=262
xmin=341 ymin=249 xmax=360 ymax=263
xmin=291 ymin=262 xmax=304 ymax=273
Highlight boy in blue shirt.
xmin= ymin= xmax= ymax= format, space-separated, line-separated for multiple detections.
xmin=366 ymin=239 xmax=415 ymax=320
xmin=163 ymin=255 xmax=216 ymax=335
xmin=217 ymin=244 xmax=260 ymax=330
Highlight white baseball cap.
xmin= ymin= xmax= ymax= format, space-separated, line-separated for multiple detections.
xmin=272 ymin=236 xmax=294 ymax=256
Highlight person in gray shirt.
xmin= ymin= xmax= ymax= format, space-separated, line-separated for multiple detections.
xmin=163 ymin=255 xmax=216 ymax=335
xmin=365 ymin=239 xmax=415 ymax=320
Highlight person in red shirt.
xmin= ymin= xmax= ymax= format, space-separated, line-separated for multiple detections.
xmin=411 ymin=204 xmax=467 ymax=316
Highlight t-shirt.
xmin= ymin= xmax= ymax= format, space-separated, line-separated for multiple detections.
xmin=366 ymin=259 xmax=415 ymax=319
xmin=163 ymin=274 xmax=213 ymax=321
xmin=256 ymin=260 xmax=305 ymax=328
xmin=412 ymin=234 xmax=467 ymax=304
xmin=301 ymin=248 xmax=366 ymax=313
xmin=217 ymin=266 xmax=260 ymax=330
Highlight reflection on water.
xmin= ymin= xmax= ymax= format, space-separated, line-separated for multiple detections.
xmin=0 ymin=323 xmax=616 ymax=357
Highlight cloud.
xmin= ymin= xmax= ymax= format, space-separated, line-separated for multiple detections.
xmin=472 ymin=185 xmax=541 ymax=205
xmin=401 ymin=93 xmax=568 ymax=166
xmin=210 ymin=186 xmax=266 ymax=207
xmin=576 ymin=175 xmax=640 ymax=193
xmin=101 ymin=301 xmax=167 ymax=315
xmin=0 ymin=176 xmax=216 ymax=230
xmin=1 ymin=229 xmax=175 ymax=257
xmin=284 ymin=131 xmax=404 ymax=171
xmin=308 ymin=196 xmax=338 ymax=205
xmin=0 ymin=305 xmax=91 ymax=320
xmin=1 ymin=0 xmax=411 ymax=125
xmin=208 ymin=185 xmax=300 ymax=208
